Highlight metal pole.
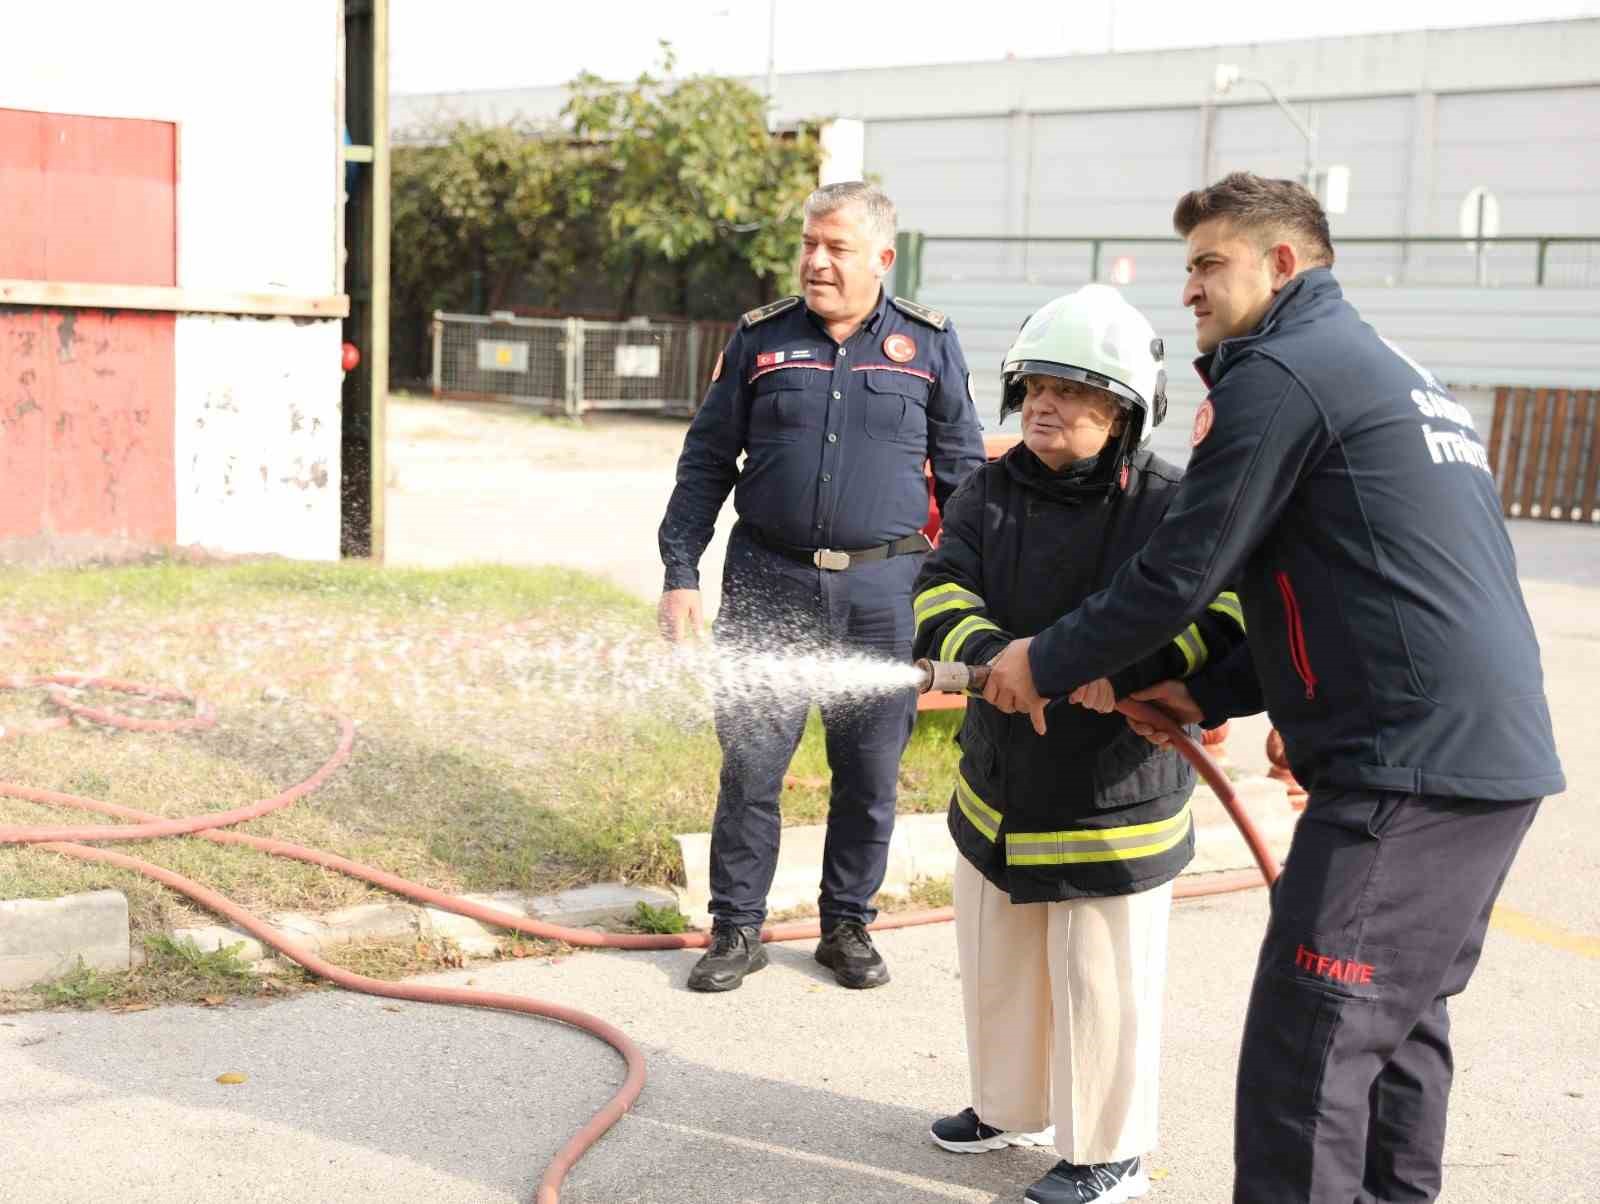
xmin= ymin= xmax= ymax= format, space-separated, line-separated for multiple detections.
xmin=684 ymin=322 xmax=700 ymax=412
xmin=1476 ymin=191 xmax=1488 ymax=288
xmin=1238 ymin=76 xmax=1316 ymax=189
xmin=764 ymin=0 xmax=777 ymax=132
xmin=1090 ymin=239 xmax=1102 ymax=283
xmin=368 ymin=0 xmax=390 ymax=564
xmin=430 ymin=313 xmax=443 ymax=396
xmin=1536 ymin=238 xmax=1549 ymax=287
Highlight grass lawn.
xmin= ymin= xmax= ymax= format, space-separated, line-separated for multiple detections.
xmin=1 ymin=559 xmax=962 ymax=956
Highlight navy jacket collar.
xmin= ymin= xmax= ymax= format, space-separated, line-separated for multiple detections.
xmin=1195 ymin=267 xmax=1343 ymax=385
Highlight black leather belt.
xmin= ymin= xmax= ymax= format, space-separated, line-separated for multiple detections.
xmin=750 ymin=526 xmax=932 ymax=571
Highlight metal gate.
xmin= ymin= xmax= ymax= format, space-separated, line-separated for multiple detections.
xmin=430 ymin=311 xmax=733 ymax=416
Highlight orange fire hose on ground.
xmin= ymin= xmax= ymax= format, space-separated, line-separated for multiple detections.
xmin=2 ymin=671 xmax=1279 ymax=1203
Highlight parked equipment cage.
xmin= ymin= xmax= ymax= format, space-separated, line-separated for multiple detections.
xmin=431 ymin=311 xmax=733 ymax=416
xmin=1487 ymin=387 xmax=1600 ymax=522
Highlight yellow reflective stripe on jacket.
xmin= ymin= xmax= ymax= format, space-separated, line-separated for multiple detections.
xmin=940 ymin=614 xmax=1001 ymax=663
xmin=954 ymin=770 xmax=1002 ymax=843
xmin=1207 ymin=591 xmax=1245 ymax=631
xmin=1004 ymin=803 xmax=1193 ymax=866
xmin=1174 ymin=624 xmax=1207 ymax=676
xmin=913 ymin=582 xmax=984 ymax=633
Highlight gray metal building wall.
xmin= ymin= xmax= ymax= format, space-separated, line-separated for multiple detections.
xmin=920 ymin=282 xmax=1600 ymax=468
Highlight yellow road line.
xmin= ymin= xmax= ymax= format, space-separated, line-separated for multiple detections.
xmin=1490 ymin=905 xmax=1600 ymax=959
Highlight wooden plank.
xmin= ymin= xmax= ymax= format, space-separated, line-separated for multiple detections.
xmin=0 ymin=279 xmax=348 ymax=319
xmin=1502 ymin=387 xmax=1531 ymax=515
xmin=1517 ymin=388 xmax=1550 ymax=519
xmin=1537 ymin=389 xmax=1570 ymax=519
xmin=1568 ymin=390 xmax=1593 ymax=521
xmin=1486 ymin=385 xmax=1510 ymax=483
xmin=1582 ymin=391 xmax=1600 ymax=524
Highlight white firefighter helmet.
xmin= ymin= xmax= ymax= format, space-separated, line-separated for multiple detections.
xmin=1000 ymin=284 xmax=1167 ymax=442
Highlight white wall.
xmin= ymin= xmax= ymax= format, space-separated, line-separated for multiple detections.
xmin=173 ymin=317 xmax=342 ymax=559
xmin=1 ymin=1 xmax=342 ymax=296
xmin=2 ymin=0 xmax=347 ymax=560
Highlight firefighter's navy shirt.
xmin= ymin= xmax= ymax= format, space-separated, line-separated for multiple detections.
xmin=659 ymin=290 xmax=986 ymax=590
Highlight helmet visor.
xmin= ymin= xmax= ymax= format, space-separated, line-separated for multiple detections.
xmin=1002 ymin=359 xmax=1147 ymax=412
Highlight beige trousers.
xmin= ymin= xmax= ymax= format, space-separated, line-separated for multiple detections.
xmin=954 ymin=855 xmax=1173 ymax=1164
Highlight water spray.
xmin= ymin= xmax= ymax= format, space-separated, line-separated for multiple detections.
xmin=4 ymin=665 xmax=1278 ymax=1203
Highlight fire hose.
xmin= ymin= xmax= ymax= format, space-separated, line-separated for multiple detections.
xmin=2 ymin=668 xmax=1279 ymax=1202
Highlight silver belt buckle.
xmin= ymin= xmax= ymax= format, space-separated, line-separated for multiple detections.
xmin=812 ymin=548 xmax=851 ymax=571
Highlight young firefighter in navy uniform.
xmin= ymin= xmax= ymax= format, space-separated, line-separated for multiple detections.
xmin=657 ymin=181 xmax=986 ymax=993
xmin=913 ymin=285 xmax=1247 ymax=1204
xmin=981 ymin=174 xmax=1565 ymax=1203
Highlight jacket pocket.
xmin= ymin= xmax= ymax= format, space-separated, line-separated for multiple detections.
xmin=862 ymin=370 xmax=930 ymax=443
xmin=750 ymin=369 xmax=823 ymax=443
xmin=1275 ymin=569 xmax=1319 ymax=701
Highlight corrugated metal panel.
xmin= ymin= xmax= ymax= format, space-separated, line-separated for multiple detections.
xmin=1434 ymin=88 xmax=1600 ymax=235
xmin=864 ymin=118 xmax=1011 ymax=235
xmin=1027 ymin=109 xmax=1203 ymax=236
xmin=1213 ymin=96 xmax=1413 ymax=236
xmin=922 ymin=282 xmax=1600 ymax=468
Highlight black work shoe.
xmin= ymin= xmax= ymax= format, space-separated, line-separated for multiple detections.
xmin=929 ymin=1106 xmax=1055 ymax=1153
xmin=686 ymin=923 xmax=768 ymax=993
xmin=1024 ymin=1157 xmax=1149 ymax=1204
xmin=813 ymin=920 xmax=890 ymax=989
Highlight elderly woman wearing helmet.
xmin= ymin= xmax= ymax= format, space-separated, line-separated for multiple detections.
xmin=911 ymin=285 xmax=1245 ymax=1204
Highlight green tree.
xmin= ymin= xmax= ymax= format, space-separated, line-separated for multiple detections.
xmin=390 ymin=122 xmax=600 ymax=318
xmin=565 ymin=47 xmax=821 ymax=313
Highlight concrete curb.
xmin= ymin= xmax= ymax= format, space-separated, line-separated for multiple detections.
xmin=0 ymin=882 xmax=678 ymax=991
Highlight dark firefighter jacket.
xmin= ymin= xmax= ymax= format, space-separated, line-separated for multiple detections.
xmin=912 ymin=443 xmax=1248 ymax=902
xmin=1028 ymin=269 xmax=1565 ymax=803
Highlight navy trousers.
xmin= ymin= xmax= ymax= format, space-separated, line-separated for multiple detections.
xmin=707 ymin=524 xmax=920 ymax=931
xmin=1233 ymin=790 xmax=1541 ymax=1203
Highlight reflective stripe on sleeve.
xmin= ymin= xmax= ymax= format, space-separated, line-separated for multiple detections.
xmin=940 ymin=613 xmax=1002 ymax=663
xmin=1174 ymin=624 xmax=1207 ymax=676
xmin=1207 ymin=591 xmax=1245 ymax=631
xmin=913 ymin=582 xmax=984 ymax=633
xmin=1004 ymin=803 xmax=1192 ymax=866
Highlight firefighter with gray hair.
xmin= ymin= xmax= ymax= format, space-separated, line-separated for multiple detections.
xmin=657 ymin=181 xmax=985 ymax=993
xmin=913 ymin=284 xmax=1246 ymax=1204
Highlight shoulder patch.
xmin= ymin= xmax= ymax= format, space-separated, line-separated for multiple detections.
xmin=740 ymin=296 xmax=801 ymax=328
xmin=890 ymin=296 xmax=948 ymax=331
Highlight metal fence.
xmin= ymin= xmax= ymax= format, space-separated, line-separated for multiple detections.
xmin=902 ymin=235 xmax=1600 ymax=294
xmin=430 ymin=312 xmax=734 ymax=415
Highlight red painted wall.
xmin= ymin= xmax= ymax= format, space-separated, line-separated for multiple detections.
xmin=0 ymin=108 xmax=177 ymax=544
xmin=0 ymin=311 xmax=177 ymax=541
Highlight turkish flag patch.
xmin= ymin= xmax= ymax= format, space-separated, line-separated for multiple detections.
xmin=883 ymin=333 xmax=916 ymax=363
xmin=1191 ymin=399 xmax=1215 ymax=447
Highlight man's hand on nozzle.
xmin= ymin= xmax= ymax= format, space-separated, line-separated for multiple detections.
xmin=657 ymin=589 xmax=703 ymax=643
xmin=1124 ymin=679 xmax=1204 ymax=746
xmin=981 ymin=637 xmax=1049 ymax=736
